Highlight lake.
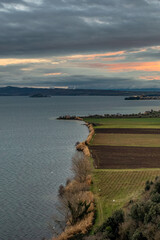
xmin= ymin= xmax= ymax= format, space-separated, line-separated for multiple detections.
xmin=1 ymin=96 xmax=160 ymax=240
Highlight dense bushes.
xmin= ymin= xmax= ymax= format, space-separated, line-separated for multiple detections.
xmin=119 ymin=177 xmax=160 ymax=240
xmin=97 ymin=210 xmax=124 ymax=240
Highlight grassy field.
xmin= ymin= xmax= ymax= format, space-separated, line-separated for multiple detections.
xmin=93 ymin=169 xmax=160 ymax=226
xmin=83 ymin=117 xmax=160 ymax=129
xmin=92 ymin=133 xmax=160 ymax=147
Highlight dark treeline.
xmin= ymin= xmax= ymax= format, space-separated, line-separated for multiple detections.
xmin=83 ymin=109 xmax=160 ymax=119
xmin=58 ymin=109 xmax=160 ymax=121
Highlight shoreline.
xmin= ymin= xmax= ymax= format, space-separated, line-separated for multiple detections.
xmin=76 ymin=122 xmax=94 ymax=157
xmin=57 ymin=109 xmax=160 ymax=119
xmin=53 ymin=118 xmax=95 ymax=240
xmin=57 ymin=115 xmax=95 ymax=157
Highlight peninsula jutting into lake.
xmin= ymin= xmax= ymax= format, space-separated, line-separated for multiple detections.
xmin=3 ymin=96 xmax=160 ymax=240
xmin=55 ymin=108 xmax=160 ymax=240
xmin=2 ymin=0 xmax=160 ymax=239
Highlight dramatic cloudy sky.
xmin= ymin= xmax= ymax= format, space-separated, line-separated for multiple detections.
xmin=1 ymin=0 xmax=160 ymax=89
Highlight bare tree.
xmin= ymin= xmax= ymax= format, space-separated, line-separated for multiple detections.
xmin=57 ymin=188 xmax=93 ymax=226
xmin=50 ymin=152 xmax=93 ymax=239
xmin=71 ymin=152 xmax=91 ymax=183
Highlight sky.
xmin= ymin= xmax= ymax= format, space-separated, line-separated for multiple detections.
xmin=1 ymin=0 xmax=160 ymax=89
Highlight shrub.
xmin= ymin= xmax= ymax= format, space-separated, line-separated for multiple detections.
xmin=151 ymin=192 xmax=160 ymax=203
xmin=66 ymin=178 xmax=71 ymax=186
xmin=154 ymin=181 xmax=160 ymax=194
xmin=130 ymin=203 xmax=145 ymax=223
xmin=58 ymin=184 xmax=65 ymax=197
xmin=145 ymin=180 xmax=153 ymax=191
xmin=145 ymin=183 xmax=150 ymax=191
xmin=98 ymin=210 xmax=124 ymax=240
xmin=132 ymin=230 xmax=148 ymax=240
xmin=67 ymin=200 xmax=92 ymax=225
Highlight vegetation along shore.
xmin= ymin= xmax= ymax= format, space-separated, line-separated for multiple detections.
xmin=125 ymin=95 xmax=160 ymax=100
xmin=54 ymin=111 xmax=160 ymax=240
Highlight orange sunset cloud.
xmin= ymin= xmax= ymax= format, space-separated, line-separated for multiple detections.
xmin=82 ymin=61 xmax=160 ymax=72
xmin=139 ymin=76 xmax=160 ymax=80
xmin=44 ymin=72 xmax=62 ymax=76
xmin=106 ymin=61 xmax=160 ymax=72
xmin=0 ymin=58 xmax=52 ymax=66
xmin=101 ymin=56 xmax=125 ymax=61
xmin=62 ymin=51 xmax=125 ymax=61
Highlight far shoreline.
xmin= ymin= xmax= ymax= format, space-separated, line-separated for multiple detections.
xmin=57 ymin=109 xmax=160 ymax=120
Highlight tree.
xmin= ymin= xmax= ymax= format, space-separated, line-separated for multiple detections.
xmin=51 ymin=152 xmax=94 ymax=239
xmin=71 ymin=152 xmax=91 ymax=183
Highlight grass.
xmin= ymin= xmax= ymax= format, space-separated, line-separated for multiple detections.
xmin=83 ymin=117 xmax=160 ymax=129
xmin=92 ymin=133 xmax=160 ymax=147
xmin=92 ymin=169 xmax=160 ymax=227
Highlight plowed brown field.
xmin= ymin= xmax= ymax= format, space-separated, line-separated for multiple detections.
xmin=90 ymin=145 xmax=160 ymax=169
xmin=95 ymin=128 xmax=160 ymax=134
xmin=92 ymin=133 xmax=160 ymax=147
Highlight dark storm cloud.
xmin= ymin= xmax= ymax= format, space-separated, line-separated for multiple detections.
xmin=1 ymin=0 xmax=160 ymax=57
xmin=40 ymin=75 xmax=160 ymax=89
xmin=127 ymin=51 xmax=160 ymax=61
xmin=9 ymin=74 xmax=160 ymax=90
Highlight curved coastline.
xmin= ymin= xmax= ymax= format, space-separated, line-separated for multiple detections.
xmin=57 ymin=115 xmax=95 ymax=157
xmin=76 ymin=122 xmax=94 ymax=157
xmin=53 ymin=117 xmax=95 ymax=240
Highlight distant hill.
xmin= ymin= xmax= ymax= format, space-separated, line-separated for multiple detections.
xmin=1 ymin=86 xmax=160 ymax=96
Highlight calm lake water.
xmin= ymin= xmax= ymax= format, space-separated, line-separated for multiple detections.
xmin=1 ymin=96 xmax=160 ymax=240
